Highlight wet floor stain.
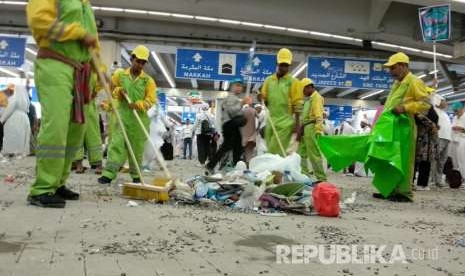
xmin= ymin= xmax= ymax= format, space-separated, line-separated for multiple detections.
xmin=234 ymin=234 xmax=297 ymax=251
xmin=0 ymin=241 xmax=23 ymax=253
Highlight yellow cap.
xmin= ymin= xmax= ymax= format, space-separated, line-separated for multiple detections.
xmin=131 ymin=45 xmax=150 ymax=61
xmin=277 ymin=48 xmax=293 ymax=65
xmin=383 ymin=52 xmax=409 ymax=67
xmin=301 ymin=78 xmax=314 ymax=88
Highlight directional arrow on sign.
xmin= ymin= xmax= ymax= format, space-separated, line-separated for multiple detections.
xmin=0 ymin=40 xmax=8 ymax=50
xmin=252 ymin=57 xmax=261 ymax=67
xmin=321 ymin=59 xmax=331 ymax=69
xmin=193 ymin=52 xmax=202 ymax=62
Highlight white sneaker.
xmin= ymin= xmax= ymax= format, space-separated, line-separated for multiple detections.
xmin=416 ymin=186 xmax=431 ymax=191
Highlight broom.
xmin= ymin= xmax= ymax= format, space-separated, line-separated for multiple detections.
xmin=90 ymin=52 xmax=172 ymax=202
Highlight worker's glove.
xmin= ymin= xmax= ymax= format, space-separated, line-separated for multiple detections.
xmin=129 ymin=100 xmax=146 ymax=111
xmin=100 ymin=101 xmax=113 ymax=112
xmin=112 ymin=87 xmax=124 ymax=99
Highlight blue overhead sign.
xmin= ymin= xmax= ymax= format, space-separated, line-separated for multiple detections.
xmin=0 ymin=36 xmax=26 ymax=67
xmin=419 ymin=5 xmax=451 ymax=42
xmin=175 ymin=48 xmax=276 ymax=83
xmin=308 ymin=56 xmax=394 ymax=90
xmin=157 ymin=91 xmax=167 ymax=112
xmin=324 ymin=105 xmax=353 ymax=121
xmin=181 ymin=112 xmax=196 ymax=123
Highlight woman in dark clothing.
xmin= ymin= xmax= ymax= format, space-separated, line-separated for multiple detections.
xmin=414 ymin=107 xmax=439 ymax=190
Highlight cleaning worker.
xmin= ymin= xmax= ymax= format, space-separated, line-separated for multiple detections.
xmin=373 ymin=52 xmax=430 ymax=202
xmin=73 ymin=68 xmax=104 ymax=174
xmin=98 ymin=45 xmax=157 ymax=184
xmin=26 ymin=0 xmax=99 ymax=208
xmin=259 ymin=48 xmax=302 ymax=156
xmin=296 ymin=78 xmax=327 ymax=182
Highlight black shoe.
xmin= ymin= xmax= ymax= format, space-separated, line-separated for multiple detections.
xmin=98 ymin=176 xmax=112 ymax=184
xmin=28 ymin=194 xmax=66 ymax=208
xmin=388 ymin=194 xmax=413 ymax=202
xmin=56 ymin=186 xmax=79 ymax=200
xmin=132 ymin=178 xmax=141 ymax=183
xmin=372 ymin=193 xmax=385 ymax=199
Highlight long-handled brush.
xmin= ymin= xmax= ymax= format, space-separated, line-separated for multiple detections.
xmin=261 ymin=101 xmax=287 ymax=156
xmin=90 ymin=52 xmax=172 ymax=202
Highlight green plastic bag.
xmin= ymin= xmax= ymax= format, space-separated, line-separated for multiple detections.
xmin=318 ymin=112 xmax=413 ymax=198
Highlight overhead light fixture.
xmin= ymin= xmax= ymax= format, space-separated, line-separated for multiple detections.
xmin=241 ymin=22 xmax=263 ymax=28
xmin=99 ymin=6 xmax=124 ymax=12
xmin=417 ymin=74 xmax=427 ymax=79
xmin=429 ymin=70 xmax=439 ymax=75
xmin=287 ymin=28 xmax=308 ymax=34
xmin=441 ymin=91 xmax=454 ymax=97
xmin=292 ymin=63 xmax=308 ymax=78
xmin=309 ymin=31 xmax=332 ymax=37
xmin=219 ymin=19 xmax=240 ymax=25
xmin=264 ymin=25 xmax=286 ymax=31
xmin=372 ymin=41 xmax=452 ymax=58
xmin=447 ymin=91 xmax=465 ymax=98
xmin=195 ymin=16 xmax=217 ymax=22
xmin=124 ymin=9 xmax=147 ymax=14
xmin=171 ymin=13 xmax=194 ymax=19
xmin=360 ymin=90 xmax=384 ymax=100
xmin=151 ymin=52 xmax=176 ymax=88
xmin=1 ymin=1 xmax=27 ymax=5
xmin=148 ymin=11 xmax=171 ymax=16
xmin=26 ymin=48 xmax=37 ymax=56
xmin=0 ymin=67 xmax=20 ymax=77
xmin=436 ymin=85 xmax=453 ymax=93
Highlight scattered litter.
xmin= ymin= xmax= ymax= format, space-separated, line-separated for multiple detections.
xmin=343 ymin=192 xmax=357 ymax=204
xmin=260 ymin=212 xmax=287 ymax=217
xmin=126 ymin=201 xmax=139 ymax=207
xmin=4 ymin=175 xmax=15 ymax=183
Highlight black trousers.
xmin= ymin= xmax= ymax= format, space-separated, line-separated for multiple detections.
xmin=0 ymin=121 xmax=3 ymax=152
xmin=183 ymin=138 xmax=193 ymax=159
xmin=415 ymin=161 xmax=431 ymax=187
xmin=207 ymin=119 xmax=242 ymax=170
xmin=196 ymin=134 xmax=211 ymax=165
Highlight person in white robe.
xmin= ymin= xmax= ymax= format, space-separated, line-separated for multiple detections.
xmin=0 ymin=85 xmax=31 ymax=159
xmin=449 ymin=102 xmax=465 ymax=182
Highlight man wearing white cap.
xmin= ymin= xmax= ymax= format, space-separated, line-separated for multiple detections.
xmin=431 ymin=95 xmax=451 ymax=187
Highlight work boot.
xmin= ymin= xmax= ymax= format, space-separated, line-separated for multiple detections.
xmin=132 ymin=178 xmax=141 ymax=183
xmin=98 ymin=176 xmax=112 ymax=184
xmin=56 ymin=186 xmax=80 ymax=200
xmin=28 ymin=194 xmax=66 ymax=208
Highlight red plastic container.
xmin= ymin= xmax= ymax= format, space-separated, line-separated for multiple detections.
xmin=312 ymin=183 xmax=340 ymax=217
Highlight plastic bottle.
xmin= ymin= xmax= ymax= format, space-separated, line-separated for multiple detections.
xmin=283 ymin=170 xmax=293 ymax=183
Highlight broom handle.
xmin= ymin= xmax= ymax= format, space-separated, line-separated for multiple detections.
xmin=122 ymin=93 xmax=172 ymax=179
xmin=262 ymin=101 xmax=286 ymax=156
xmin=90 ymin=51 xmax=146 ymax=185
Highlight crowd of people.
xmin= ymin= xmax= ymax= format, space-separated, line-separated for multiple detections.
xmin=0 ymin=0 xmax=463 ymax=208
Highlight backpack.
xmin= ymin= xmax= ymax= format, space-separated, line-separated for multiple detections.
xmin=201 ymin=119 xmax=213 ymax=135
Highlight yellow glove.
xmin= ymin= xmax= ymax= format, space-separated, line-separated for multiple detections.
xmin=112 ymin=87 xmax=123 ymax=100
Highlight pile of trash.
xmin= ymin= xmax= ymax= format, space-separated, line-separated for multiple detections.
xmin=169 ymin=153 xmax=345 ymax=217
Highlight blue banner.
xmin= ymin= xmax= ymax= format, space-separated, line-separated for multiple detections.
xmin=181 ymin=112 xmax=196 ymax=123
xmin=419 ymin=5 xmax=451 ymax=42
xmin=157 ymin=91 xmax=167 ymax=112
xmin=0 ymin=36 xmax=26 ymax=67
xmin=307 ymin=56 xmax=393 ymax=90
xmin=175 ymin=48 xmax=276 ymax=83
xmin=324 ymin=105 xmax=353 ymax=121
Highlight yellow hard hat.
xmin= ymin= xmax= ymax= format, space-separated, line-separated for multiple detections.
xmin=131 ymin=45 xmax=150 ymax=61
xmin=277 ymin=48 xmax=293 ymax=65
xmin=383 ymin=52 xmax=409 ymax=67
xmin=301 ymin=78 xmax=314 ymax=87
